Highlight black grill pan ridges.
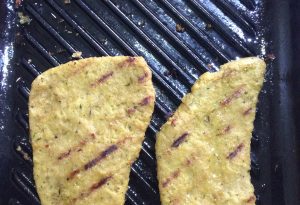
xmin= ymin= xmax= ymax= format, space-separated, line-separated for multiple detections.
xmin=0 ymin=0 xmax=299 ymax=205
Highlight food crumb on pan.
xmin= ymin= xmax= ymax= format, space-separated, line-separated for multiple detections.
xmin=64 ymin=0 xmax=71 ymax=4
xmin=16 ymin=0 xmax=22 ymax=8
xmin=72 ymin=51 xmax=82 ymax=59
xmin=205 ymin=23 xmax=212 ymax=30
xmin=18 ymin=12 xmax=31 ymax=25
xmin=266 ymin=53 xmax=276 ymax=61
xmin=16 ymin=146 xmax=31 ymax=161
xmin=176 ymin=23 xmax=185 ymax=33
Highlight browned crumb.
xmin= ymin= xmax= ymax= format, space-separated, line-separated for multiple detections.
xmin=176 ymin=24 xmax=185 ymax=33
xmin=266 ymin=53 xmax=276 ymax=61
xmin=16 ymin=145 xmax=31 ymax=161
xmin=72 ymin=51 xmax=82 ymax=59
xmin=205 ymin=23 xmax=212 ymax=30
xmin=64 ymin=0 xmax=71 ymax=4
xmin=16 ymin=0 xmax=22 ymax=8
xmin=18 ymin=12 xmax=31 ymax=25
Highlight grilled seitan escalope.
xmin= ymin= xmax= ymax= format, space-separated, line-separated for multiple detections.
xmin=156 ymin=57 xmax=266 ymax=205
xmin=29 ymin=57 xmax=155 ymax=205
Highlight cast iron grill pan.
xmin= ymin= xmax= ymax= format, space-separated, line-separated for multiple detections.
xmin=1 ymin=0 xmax=298 ymax=204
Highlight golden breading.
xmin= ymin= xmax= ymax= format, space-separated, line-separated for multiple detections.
xmin=156 ymin=57 xmax=266 ymax=205
xmin=29 ymin=56 xmax=155 ymax=205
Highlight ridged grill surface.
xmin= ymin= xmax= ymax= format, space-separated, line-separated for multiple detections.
xmin=9 ymin=0 xmax=272 ymax=204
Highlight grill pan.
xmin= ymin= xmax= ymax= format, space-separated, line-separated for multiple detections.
xmin=0 ymin=0 xmax=299 ymax=204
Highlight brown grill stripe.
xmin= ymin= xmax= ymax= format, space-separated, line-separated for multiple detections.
xmin=91 ymin=71 xmax=114 ymax=87
xmin=139 ymin=96 xmax=152 ymax=106
xmin=66 ymin=145 xmax=117 ymax=180
xmin=84 ymin=145 xmax=118 ymax=170
xmin=138 ymin=72 xmax=149 ymax=83
xmin=221 ymin=87 xmax=244 ymax=106
xmin=126 ymin=56 xmax=136 ymax=63
xmin=161 ymin=153 xmax=198 ymax=188
xmin=64 ymin=136 xmax=134 ymax=181
xmin=90 ymin=175 xmax=113 ymax=192
xmin=227 ymin=143 xmax=245 ymax=160
xmin=217 ymin=125 xmax=232 ymax=136
xmin=162 ymin=170 xmax=180 ymax=188
xmin=67 ymin=169 xmax=80 ymax=181
xmin=71 ymin=175 xmax=113 ymax=204
xmin=171 ymin=132 xmax=189 ymax=148
xmin=171 ymin=118 xmax=177 ymax=127
xmin=246 ymin=195 xmax=256 ymax=203
xmin=116 ymin=136 xmax=133 ymax=146
xmin=57 ymin=133 xmax=96 ymax=160
xmin=58 ymin=149 xmax=71 ymax=160
xmin=119 ymin=57 xmax=136 ymax=68
xmin=224 ymin=125 xmax=231 ymax=133
xmin=127 ymin=107 xmax=136 ymax=115
xmin=243 ymin=107 xmax=253 ymax=116
xmin=126 ymin=96 xmax=153 ymax=116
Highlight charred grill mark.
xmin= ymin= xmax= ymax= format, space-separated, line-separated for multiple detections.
xmin=227 ymin=143 xmax=244 ymax=160
xmin=58 ymin=133 xmax=96 ymax=160
xmin=71 ymin=175 xmax=113 ymax=204
xmin=58 ymin=149 xmax=71 ymax=160
xmin=243 ymin=107 xmax=253 ymax=116
xmin=185 ymin=158 xmax=192 ymax=166
xmin=91 ymin=71 xmax=114 ymax=87
xmin=138 ymin=72 xmax=149 ymax=83
xmin=66 ymin=136 xmax=132 ymax=181
xmin=90 ymin=175 xmax=113 ymax=192
xmin=221 ymin=87 xmax=244 ymax=106
xmin=222 ymin=69 xmax=234 ymax=78
xmin=217 ymin=125 xmax=232 ymax=136
xmin=116 ymin=137 xmax=133 ymax=146
xmin=67 ymin=169 xmax=80 ymax=181
xmin=171 ymin=118 xmax=177 ymax=127
xmin=127 ymin=56 xmax=136 ymax=63
xmin=127 ymin=107 xmax=136 ymax=116
xmin=98 ymin=71 xmax=114 ymax=83
xmin=69 ymin=62 xmax=89 ymax=77
xmin=84 ymin=145 xmax=118 ymax=170
xmin=224 ymin=125 xmax=231 ymax=133
xmin=90 ymin=133 xmax=96 ymax=139
xmin=119 ymin=57 xmax=136 ymax=68
xmin=184 ymin=153 xmax=197 ymax=166
xmin=171 ymin=132 xmax=189 ymax=148
xmin=170 ymin=198 xmax=180 ymax=205
xmin=246 ymin=195 xmax=256 ymax=203
xmin=126 ymin=96 xmax=153 ymax=115
xmin=162 ymin=170 xmax=180 ymax=188
xmin=78 ymin=140 xmax=87 ymax=148
xmin=66 ymin=145 xmax=117 ymax=180
xmin=139 ymin=96 xmax=152 ymax=106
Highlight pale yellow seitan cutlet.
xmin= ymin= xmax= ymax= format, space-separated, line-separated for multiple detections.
xmin=29 ymin=56 xmax=155 ymax=205
xmin=156 ymin=57 xmax=266 ymax=205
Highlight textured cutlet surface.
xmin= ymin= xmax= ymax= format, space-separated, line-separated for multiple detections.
xmin=29 ymin=56 xmax=155 ymax=205
xmin=156 ymin=57 xmax=266 ymax=205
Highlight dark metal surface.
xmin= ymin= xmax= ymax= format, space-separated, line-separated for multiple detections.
xmin=0 ymin=0 xmax=299 ymax=204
